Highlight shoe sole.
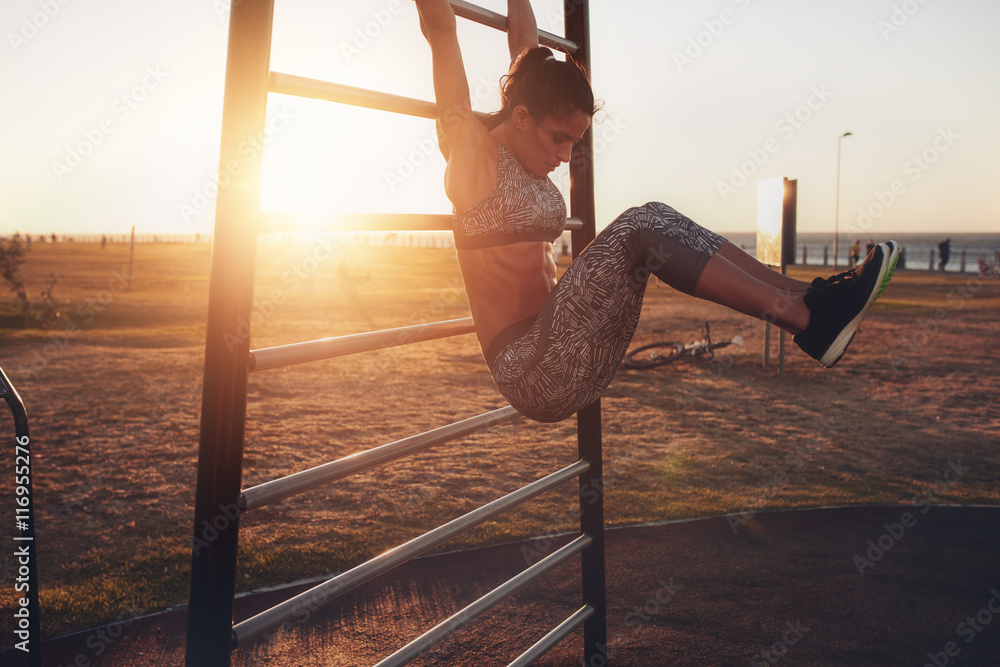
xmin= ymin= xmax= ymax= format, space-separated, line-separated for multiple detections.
xmin=819 ymin=243 xmax=892 ymax=367
xmin=875 ymin=240 xmax=899 ymax=301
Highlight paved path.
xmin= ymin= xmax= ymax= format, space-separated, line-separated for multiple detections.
xmin=13 ymin=505 xmax=1000 ymax=666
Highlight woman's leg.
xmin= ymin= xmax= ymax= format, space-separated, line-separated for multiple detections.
xmin=490 ymin=201 xmax=724 ymax=422
xmin=620 ymin=203 xmax=895 ymax=366
xmin=692 ymin=250 xmax=809 ymax=335
xmin=714 ymin=242 xmax=810 ymax=294
xmin=490 ymin=202 xmax=895 ymax=421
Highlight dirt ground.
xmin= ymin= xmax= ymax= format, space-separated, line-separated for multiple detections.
xmin=0 ymin=241 xmax=997 ymax=648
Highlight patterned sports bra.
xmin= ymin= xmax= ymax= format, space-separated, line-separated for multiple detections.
xmin=453 ymin=143 xmax=567 ymax=250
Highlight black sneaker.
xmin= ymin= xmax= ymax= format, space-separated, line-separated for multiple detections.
xmin=794 ymin=242 xmax=895 ymax=367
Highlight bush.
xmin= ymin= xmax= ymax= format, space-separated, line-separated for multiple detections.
xmin=1 ymin=235 xmax=60 ymax=329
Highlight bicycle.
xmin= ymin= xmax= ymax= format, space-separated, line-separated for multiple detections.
xmin=623 ymin=322 xmax=743 ymax=369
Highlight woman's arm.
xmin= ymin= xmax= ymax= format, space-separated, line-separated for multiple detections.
xmin=414 ymin=0 xmax=495 ymax=208
xmin=506 ymin=0 xmax=539 ymax=64
xmin=415 ymin=1 xmax=473 ymax=137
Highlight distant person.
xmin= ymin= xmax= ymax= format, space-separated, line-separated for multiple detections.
xmin=977 ymin=255 xmax=999 ymax=279
xmin=938 ymin=238 xmax=951 ymax=271
xmin=415 ymin=0 xmax=899 ymax=422
xmin=866 ymin=238 xmax=876 ymax=256
xmin=850 ymin=239 xmax=862 ymax=268
xmin=101 ymin=235 xmax=107 ymax=249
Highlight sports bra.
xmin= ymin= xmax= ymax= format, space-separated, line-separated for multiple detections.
xmin=452 ymin=143 xmax=567 ymax=250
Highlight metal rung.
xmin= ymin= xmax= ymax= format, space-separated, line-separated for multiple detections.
xmin=375 ymin=534 xmax=592 ymax=667
xmin=257 ymin=212 xmax=585 ymax=235
xmin=450 ymin=1 xmax=578 ymax=54
xmin=507 ymin=605 xmax=595 ymax=667
xmin=269 ymin=72 xmax=455 ymax=120
xmin=258 ymin=212 xmax=457 ymax=234
xmin=232 ymin=459 xmax=590 ymax=647
xmin=240 ymin=406 xmax=520 ymax=511
xmin=250 ymin=318 xmax=476 ymax=372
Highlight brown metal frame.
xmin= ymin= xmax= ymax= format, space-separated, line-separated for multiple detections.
xmin=185 ymin=1 xmax=605 ymax=664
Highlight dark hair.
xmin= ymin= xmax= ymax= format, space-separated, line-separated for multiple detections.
xmin=485 ymin=47 xmax=598 ymax=130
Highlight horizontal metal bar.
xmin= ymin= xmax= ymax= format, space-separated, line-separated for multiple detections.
xmin=269 ymin=72 xmax=439 ymax=119
xmin=240 ymin=406 xmax=520 ymax=511
xmin=375 ymin=534 xmax=592 ymax=667
xmin=450 ymin=0 xmax=578 ymax=54
xmin=258 ymin=212 xmax=457 ymax=234
xmin=232 ymin=459 xmax=590 ymax=647
xmin=250 ymin=318 xmax=476 ymax=372
xmin=507 ymin=605 xmax=595 ymax=667
xmin=257 ymin=212 xmax=584 ymax=234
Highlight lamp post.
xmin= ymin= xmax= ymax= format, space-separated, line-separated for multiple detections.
xmin=833 ymin=131 xmax=853 ymax=268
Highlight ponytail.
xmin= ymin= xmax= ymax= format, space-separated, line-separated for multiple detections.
xmin=485 ymin=47 xmax=597 ymax=130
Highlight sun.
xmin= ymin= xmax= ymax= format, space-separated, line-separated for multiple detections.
xmin=257 ymin=97 xmax=451 ymax=231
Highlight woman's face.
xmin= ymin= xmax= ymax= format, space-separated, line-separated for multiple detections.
xmin=515 ymin=107 xmax=592 ymax=178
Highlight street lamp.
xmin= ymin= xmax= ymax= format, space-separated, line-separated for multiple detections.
xmin=833 ymin=131 xmax=853 ymax=268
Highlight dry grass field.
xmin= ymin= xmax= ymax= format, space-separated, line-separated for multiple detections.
xmin=0 ymin=239 xmax=998 ymax=645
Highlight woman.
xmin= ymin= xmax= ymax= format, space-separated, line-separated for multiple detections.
xmin=415 ymin=0 xmax=897 ymax=423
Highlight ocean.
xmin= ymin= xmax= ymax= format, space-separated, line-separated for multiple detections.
xmin=33 ymin=230 xmax=1000 ymax=274
xmin=723 ymin=232 xmax=1000 ymax=273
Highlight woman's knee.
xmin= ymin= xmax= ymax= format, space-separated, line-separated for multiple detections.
xmin=612 ymin=202 xmax=687 ymax=237
xmin=618 ymin=201 xmax=678 ymax=222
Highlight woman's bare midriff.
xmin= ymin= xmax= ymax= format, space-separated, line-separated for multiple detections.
xmin=456 ymin=241 xmax=558 ymax=356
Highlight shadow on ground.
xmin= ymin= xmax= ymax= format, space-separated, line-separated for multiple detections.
xmin=8 ymin=504 xmax=999 ymax=666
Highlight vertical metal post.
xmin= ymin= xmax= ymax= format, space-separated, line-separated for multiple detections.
xmin=185 ymin=1 xmax=275 ymax=664
xmin=833 ymin=131 xmax=852 ymax=269
xmin=127 ymin=225 xmax=135 ymax=290
xmin=778 ymin=179 xmax=796 ymax=378
xmin=763 ymin=323 xmax=771 ymax=370
xmin=566 ymin=2 xmax=607 ymax=664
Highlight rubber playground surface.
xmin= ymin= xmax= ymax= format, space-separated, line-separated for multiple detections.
xmin=22 ymin=504 xmax=1000 ymax=666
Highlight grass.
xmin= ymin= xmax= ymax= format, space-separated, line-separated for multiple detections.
xmin=0 ymin=239 xmax=997 ymax=643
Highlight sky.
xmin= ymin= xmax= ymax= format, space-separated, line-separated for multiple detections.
xmin=2 ymin=0 xmax=999 ymax=239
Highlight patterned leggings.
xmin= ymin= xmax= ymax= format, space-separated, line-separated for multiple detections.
xmin=486 ymin=202 xmax=726 ymax=423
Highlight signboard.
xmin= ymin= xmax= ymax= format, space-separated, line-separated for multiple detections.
xmin=756 ymin=177 xmax=784 ymax=268
xmin=755 ymin=177 xmax=798 ymax=375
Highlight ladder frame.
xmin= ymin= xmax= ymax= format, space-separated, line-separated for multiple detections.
xmin=185 ymin=2 xmax=604 ymax=664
